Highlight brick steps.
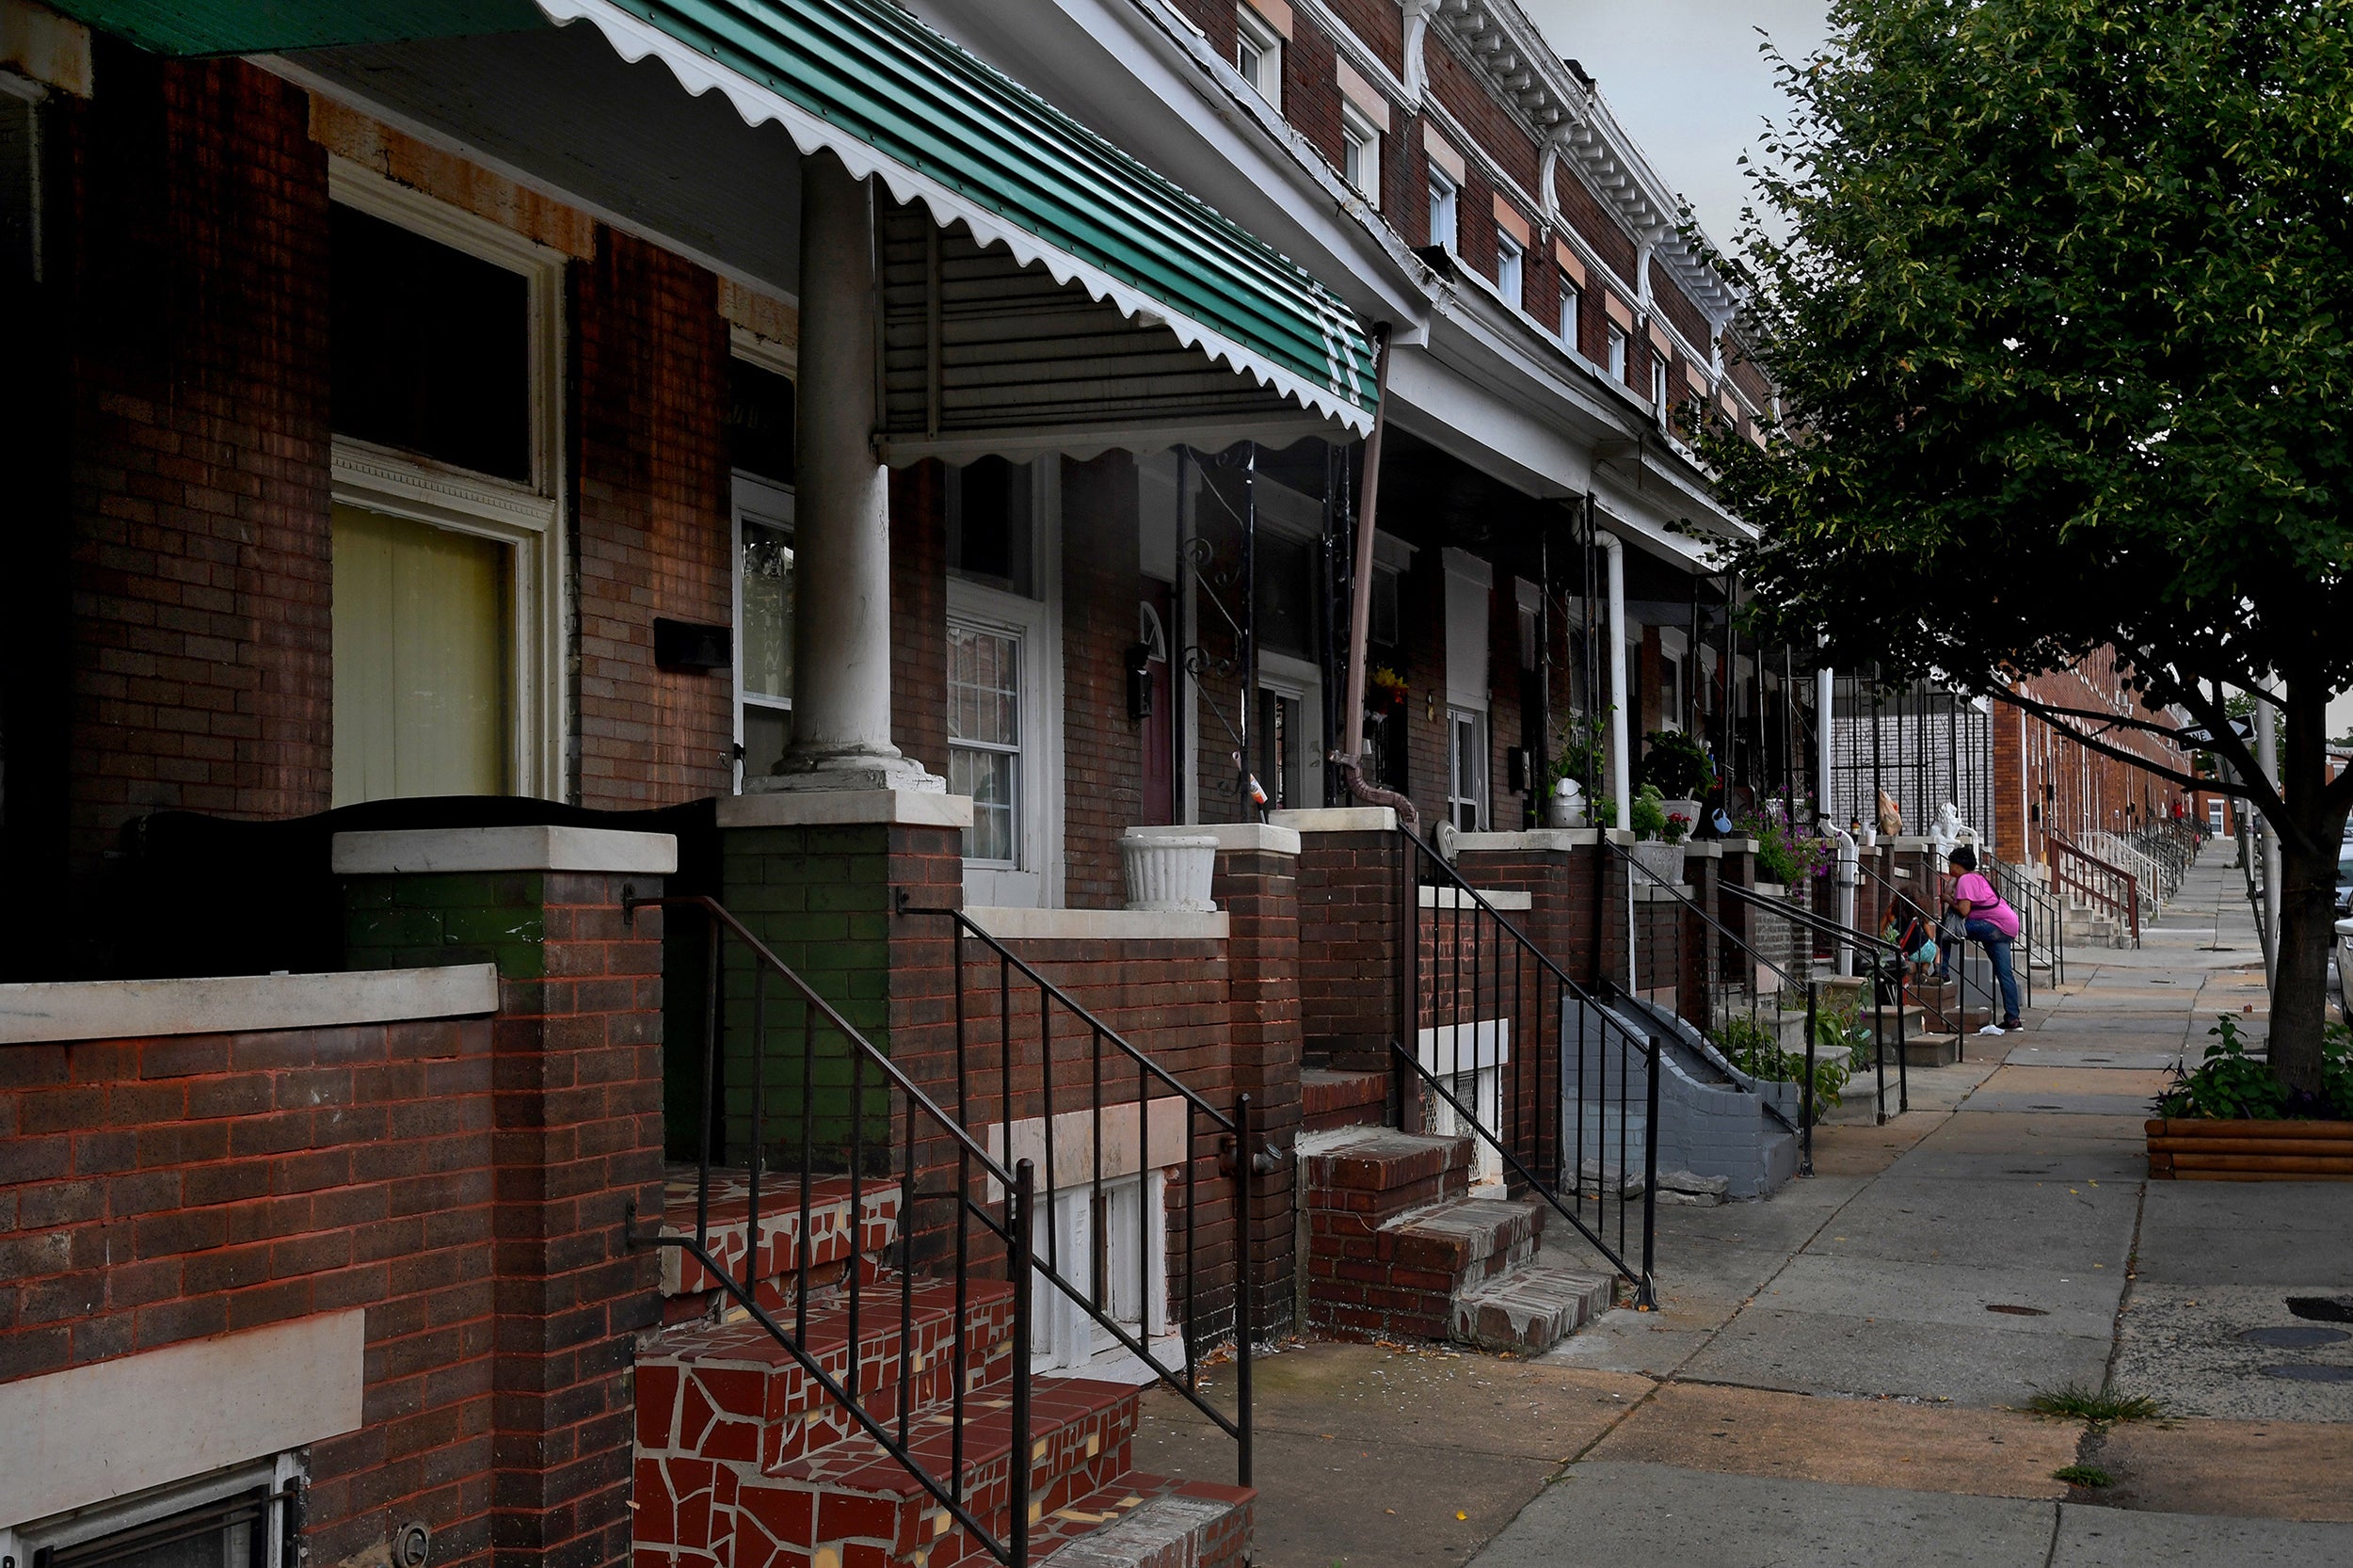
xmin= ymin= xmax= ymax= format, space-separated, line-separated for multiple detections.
xmin=658 ymin=1164 xmax=902 ymax=1323
xmin=1300 ymin=1126 xmax=1614 ymax=1355
xmin=1300 ymin=1067 xmax=1388 ymax=1134
xmin=637 ymin=1177 xmax=1251 ymax=1568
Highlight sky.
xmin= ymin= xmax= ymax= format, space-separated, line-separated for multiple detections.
xmin=1518 ymin=0 xmax=1833 ymax=253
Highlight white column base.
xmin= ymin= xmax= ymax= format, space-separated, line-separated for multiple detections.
xmin=750 ymin=751 xmax=946 ymax=795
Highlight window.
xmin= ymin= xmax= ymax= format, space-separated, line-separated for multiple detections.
xmin=332 ymin=202 xmax=531 ymax=483
xmin=1252 ymin=530 xmax=1316 ymax=658
xmin=1235 ymin=6 xmax=1282 ymax=104
xmin=725 ymin=358 xmax=797 ymax=487
xmin=332 ymin=504 xmax=512 ymax=805
xmin=734 ymin=474 xmax=795 ymax=785
xmin=1558 ymin=276 xmax=1580 ymax=348
xmin=1496 ymin=231 xmax=1523 ymax=307
xmin=1652 ymin=354 xmax=1669 ymax=414
xmin=327 ymin=160 xmax=564 ymax=803
xmin=8 ymin=1460 xmax=299 ymax=1568
xmin=1448 ymin=708 xmax=1486 ymax=830
xmin=949 ymin=624 xmax=1022 ymax=865
xmin=1341 ymin=104 xmax=1381 ymax=205
xmin=1607 ymin=324 xmax=1628 ymax=381
xmin=1427 ymin=168 xmax=1458 ymax=251
xmin=1256 ymin=687 xmax=1303 ymax=810
xmin=949 ymin=456 xmax=1034 ymax=596
xmin=1369 ymin=566 xmax=1401 ymax=647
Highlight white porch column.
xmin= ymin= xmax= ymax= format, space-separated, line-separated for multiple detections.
xmin=760 ymin=153 xmax=940 ymax=793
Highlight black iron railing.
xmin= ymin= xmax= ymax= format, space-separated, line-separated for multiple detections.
xmin=1990 ymin=853 xmax=2065 ymax=997
xmin=1717 ymin=881 xmax=1913 ymax=1126
xmin=1850 ymin=856 xmax=2009 ymax=1039
xmin=1393 ymin=827 xmax=1657 ymax=1302
xmin=623 ymin=892 xmax=1040 ymax=1563
xmin=895 ymin=900 xmax=1254 ymax=1483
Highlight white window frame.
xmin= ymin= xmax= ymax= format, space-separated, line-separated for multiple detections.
xmin=326 ymin=156 xmax=567 ymax=802
xmin=948 ymin=458 xmax=1063 ymax=908
xmin=1495 ymin=230 xmax=1523 ymax=307
xmin=1652 ymin=352 xmax=1670 ymax=414
xmin=1428 ymin=167 xmax=1459 ymax=252
xmin=731 ymin=471 xmax=795 ymax=792
xmin=1235 ymin=6 xmax=1283 ymax=104
xmin=1558 ymin=275 xmax=1580 ymax=347
xmin=1256 ymin=657 xmax=1322 ymax=812
xmin=1341 ymin=104 xmax=1381 ymax=206
xmin=1 ymin=1454 xmax=303 ymax=1568
xmin=1607 ymin=324 xmax=1628 ymax=382
xmin=1032 ymin=1167 xmax=1175 ymax=1375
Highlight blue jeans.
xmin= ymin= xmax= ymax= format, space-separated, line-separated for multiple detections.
xmin=1966 ymin=918 xmax=2023 ymax=1022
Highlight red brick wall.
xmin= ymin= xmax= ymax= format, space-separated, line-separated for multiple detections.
xmin=571 ymin=231 xmax=733 ymax=808
xmin=1061 ymin=455 xmax=1146 ymax=908
xmin=63 ymin=49 xmax=333 ymax=876
xmin=1647 ymin=259 xmax=1713 ymax=361
xmin=1555 ymin=163 xmax=1638 ymax=289
xmin=1296 ymin=830 xmax=1405 ymax=1066
xmin=0 ymin=872 xmax=664 ymax=1568
xmin=1281 ymin=15 xmax=1344 ymax=168
xmin=1424 ymin=38 xmax=1538 ymax=198
xmin=1215 ymin=845 xmax=1303 ymax=1329
xmin=1325 ymin=0 xmax=1402 ymax=74
xmin=1173 ymin=0 xmax=1237 ymax=60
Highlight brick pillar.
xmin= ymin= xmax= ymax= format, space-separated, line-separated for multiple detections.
xmin=1278 ymin=808 xmax=1404 ymax=1074
xmin=1679 ymin=844 xmax=1719 ymax=1034
xmin=335 ymin=824 xmax=673 ymax=1568
xmin=1208 ymin=824 xmax=1302 ymax=1336
xmin=711 ymin=789 xmax=965 ymax=1261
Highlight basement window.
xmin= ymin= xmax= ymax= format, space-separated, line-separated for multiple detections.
xmin=8 ymin=1462 xmax=296 ymax=1568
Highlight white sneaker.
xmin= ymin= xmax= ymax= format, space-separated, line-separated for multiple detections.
xmin=1977 ymin=1023 xmax=2007 ymax=1035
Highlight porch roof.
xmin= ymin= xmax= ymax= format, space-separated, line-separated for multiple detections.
xmin=56 ymin=0 xmax=1380 ymax=449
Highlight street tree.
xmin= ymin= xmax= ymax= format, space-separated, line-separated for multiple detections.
xmin=1699 ymin=0 xmax=2353 ymax=1096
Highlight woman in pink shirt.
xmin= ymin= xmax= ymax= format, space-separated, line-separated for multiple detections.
xmin=1941 ymin=845 xmax=2023 ymax=1031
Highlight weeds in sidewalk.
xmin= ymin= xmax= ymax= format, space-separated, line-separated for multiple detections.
xmin=2053 ymin=1464 xmax=2115 ymax=1488
xmin=2028 ymin=1384 xmax=2163 ymax=1423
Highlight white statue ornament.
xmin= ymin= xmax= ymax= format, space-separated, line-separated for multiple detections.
xmin=1928 ymin=802 xmax=1980 ymax=860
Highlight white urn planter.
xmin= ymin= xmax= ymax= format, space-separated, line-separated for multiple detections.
xmin=1120 ymin=832 xmax=1219 ymax=913
xmin=1629 ymin=841 xmax=1687 ymax=887
xmin=1547 ymin=779 xmax=1588 ymax=828
xmin=1658 ymin=797 xmax=1703 ymax=831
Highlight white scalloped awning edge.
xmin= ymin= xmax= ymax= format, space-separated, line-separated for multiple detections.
xmin=534 ymin=0 xmax=1375 ymax=435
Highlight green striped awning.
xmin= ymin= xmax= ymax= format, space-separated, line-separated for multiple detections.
xmin=54 ymin=0 xmax=1377 ymax=433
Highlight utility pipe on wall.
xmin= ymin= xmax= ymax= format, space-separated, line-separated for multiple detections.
xmin=1816 ymin=664 xmax=1835 ymax=831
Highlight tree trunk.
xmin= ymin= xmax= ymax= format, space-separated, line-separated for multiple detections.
xmin=2269 ymin=683 xmax=2345 ymax=1097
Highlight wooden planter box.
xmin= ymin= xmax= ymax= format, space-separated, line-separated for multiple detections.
xmin=2146 ymin=1118 xmax=2353 ymax=1180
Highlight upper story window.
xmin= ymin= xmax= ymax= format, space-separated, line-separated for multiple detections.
xmin=1236 ymin=7 xmax=1282 ymax=104
xmin=1427 ymin=168 xmax=1459 ymax=252
xmin=1341 ymin=104 xmax=1381 ymax=207
xmin=1496 ymin=232 xmax=1523 ymax=307
xmin=949 ymin=456 xmax=1036 ymax=597
xmin=1652 ymin=354 xmax=1669 ymax=414
xmin=1559 ymin=276 xmax=1580 ymax=348
xmin=1607 ymin=324 xmax=1628 ymax=381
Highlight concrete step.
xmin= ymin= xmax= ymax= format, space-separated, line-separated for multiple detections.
xmin=1902 ymin=1032 xmax=1964 ymax=1067
xmin=1449 ymin=1257 xmax=1615 ymax=1353
xmin=1034 ymin=1476 xmax=1256 ymax=1567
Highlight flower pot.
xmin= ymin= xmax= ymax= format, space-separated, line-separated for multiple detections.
xmin=1548 ymin=779 xmax=1587 ymax=828
xmin=2146 ymin=1118 xmax=2353 ymax=1180
xmin=1120 ymin=832 xmax=1220 ymax=913
xmin=1659 ymin=798 xmax=1703 ymax=831
xmin=1629 ymin=841 xmax=1687 ymax=888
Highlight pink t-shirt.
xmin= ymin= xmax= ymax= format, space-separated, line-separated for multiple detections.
xmin=1952 ymin=872 xmax=2020 ymax=938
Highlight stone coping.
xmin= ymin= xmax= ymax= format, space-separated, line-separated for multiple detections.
xmin=1632 ymin=882 xmax=1692 ymax=903
xmin=1268 ymin=806 xmax=1394 ymax=834
xmin=332 ymin=824 xmax=677 ymax=875
xmin=717 ymin=787 xmax=973 ymax=830
xmin=0 ymin=964 xmax=501 ymax=1047
xmin=965 ymin=906 xmax=1228 ymax=942
xmin=1453 ymin=828 xmax=1597 ymax=852
xmin=1132 ymin=821 xmax=1302 ymax=856
xmin=1418 ymin=886 xmax=1534 ymax=911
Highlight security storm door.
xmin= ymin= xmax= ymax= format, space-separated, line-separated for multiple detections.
xmin=1447 ymin=708 xmax=1486 ymax=831
xmin=331 ymin=504 xmax=512 ymax=806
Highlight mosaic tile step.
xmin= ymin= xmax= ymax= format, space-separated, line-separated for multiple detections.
xmin=660 ymin=1165 xmax=904 ymax=1299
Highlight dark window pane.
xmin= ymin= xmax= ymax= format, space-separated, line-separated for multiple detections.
xmin=727 ymin=359 xmax=796 ymax=484
xmin=41 ymin=1492 xmax=264 ymax=1568
xmin=1254 ymin=533 xmax=1314 ymax=657
xmin=331 ymin=202 xmax=530 ymax=481
xmin=949 ymin=457 xmax=1032 ymax=595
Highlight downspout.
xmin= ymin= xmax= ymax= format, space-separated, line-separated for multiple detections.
xmin=1816 ymin=663 xmax=1835 ymax=832
xmin=1600 ymin=530 xmax=1635 ymax=994
xmin=1335 ymin=325 xmax=1418 ymax=831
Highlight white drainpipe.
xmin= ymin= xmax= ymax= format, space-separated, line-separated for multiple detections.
xmin=1601 ymin=532 xmax=1632 ymax=832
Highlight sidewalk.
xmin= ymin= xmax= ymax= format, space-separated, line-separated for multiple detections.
xmin=1134 ymin=840 xmax=2353 ymax=1565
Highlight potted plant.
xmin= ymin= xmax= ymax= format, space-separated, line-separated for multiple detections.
xmin=1640 ymin=729 xmax=1716 ymax=823
xmin=1547 ymin=710 xmax=1609 ymax=828
xmin=1628 ymin=785 xmax=1686 ymax=886
xmin=2145 ymin=1016 xmax=2353 ymax=1179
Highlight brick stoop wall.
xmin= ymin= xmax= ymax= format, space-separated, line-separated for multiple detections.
xmin=0 ymin=825 xmax=668 ymax=1568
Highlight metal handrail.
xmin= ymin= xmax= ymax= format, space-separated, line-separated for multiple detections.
xmin=1849 ymin=856 xmax=2005 ymax=1037
xmin=1987 ymin=854 xmax=2064 ymax=997
xmin=2050 ymin=833 xmax=2142 ymax=945
xmin=895 ymin=901 xmax=1253 ymax=1481
xmin=1397 ymin=826 xmax=1657 ymax=1303
xmin=1716 ymin=880 xmax=1912 ymax=1123
xmin=622 ymin=892 xmax=1036 ymax=1563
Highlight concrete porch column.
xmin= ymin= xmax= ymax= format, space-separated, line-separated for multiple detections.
xmin=763 ymin=152 xmax=940 ymax=794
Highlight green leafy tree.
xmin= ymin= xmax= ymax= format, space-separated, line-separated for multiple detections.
xmin=1701 ymin=0 xmax=2353 ymax=1097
